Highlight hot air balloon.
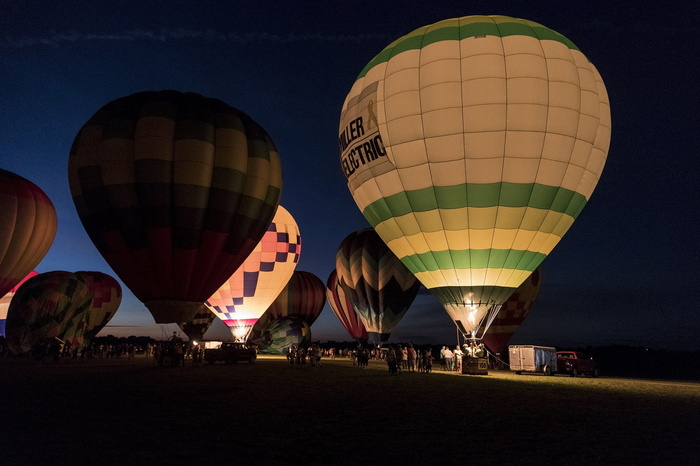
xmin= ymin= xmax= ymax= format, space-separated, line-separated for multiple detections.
xmin=326 ymin=269 xmax=368 ymax=343
xmin=206 ymin=205 xmax=301 ymax=341
xmin=257 ymin=316 xmax=311 ymax=355
xmin=5 ymin=271 xmax=93 ymax=355
xmin=0 ymin=169 xmax=57 ymax=299
xmin=481 ymin=268 xmax=542 ymax=354
xmin=266 ymin=271 xmax=326 ymax=325
xmin=75 ymin=271 xmax=122 ymax=340
xmin=68 ymin=90 xmax=283 ymax=323
xmin=335 ymin=229 xmax=420 ymax=343
xmin=339 ymin=15 xmax=610 ymax=337
xmin=177 ymin=304 xmax=216 ymax=342
xmin=0 ymin=270 xmax=38 ymax=336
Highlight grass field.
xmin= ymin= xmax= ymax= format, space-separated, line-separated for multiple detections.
xmin=1 ymin=355 xmax=698 ymax=465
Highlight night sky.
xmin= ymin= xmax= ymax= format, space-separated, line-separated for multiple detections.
xmin=1 ymin=1 xmax=697 ymax=350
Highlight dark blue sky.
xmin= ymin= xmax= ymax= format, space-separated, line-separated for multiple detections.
xmin=1 ymin=1 xmax=697 ymax=350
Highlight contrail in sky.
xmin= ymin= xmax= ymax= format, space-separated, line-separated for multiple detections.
xmin=1 ymin=29 xmax=388 ymax=48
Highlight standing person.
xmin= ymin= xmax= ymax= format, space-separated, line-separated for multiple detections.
xmin=407 ymin=344 xmax=416 ymax=373
xmin=444 ymin=346 xmax=454 ymax=371
xmin=385 ymin=346 xmax=397 ymax=375
xmin=454 ymin=345 xmax=463 ymax=373
xmin=439 ymin=346 xmax=447 ymax=370
xmin=424 ymin=348 xmax=433 ymax=373
xmin=153 ymin=343 xmax=162 ymax=366
xmin=314 ymin=344 xmax=323 ymax=368
xmin=395 ymin=345 xmax=403 ymax=374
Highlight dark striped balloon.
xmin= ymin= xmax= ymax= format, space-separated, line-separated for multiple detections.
xmin=68 ymin=91 xmax=283 ymax=323
xmin=335 ymin=229 xmax=420 ymax=343
xmin=177 ymin=304 xmax=216 ymax=341
xmin=326 ymin=269 xmax=368 ymax=342
xmin=266 ymin=271 xmax=325 ymax=325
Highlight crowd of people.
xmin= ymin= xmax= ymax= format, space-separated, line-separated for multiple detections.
xmin=1 ymin=332 xmax=497 ymax=376
xmin=285 ymin=343 xmax=325 ymax=368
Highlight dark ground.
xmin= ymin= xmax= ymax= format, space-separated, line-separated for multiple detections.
xmin=1 ymin=355 xmax=698 ymax=465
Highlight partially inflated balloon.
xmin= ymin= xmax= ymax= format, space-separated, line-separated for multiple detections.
xmin=75 ymin=271 xmax=122 ymax=340
xmin=0 ymin=169 xmax=56 ymax=298
xmin=5 ymin=271 xmax=93 ymax=355
xmin=482 ymin=268 xmax=542 ymax=354
xmin=340 ymin=15 xmax=610 ymax=335
xmin=257 ymin=316 xmax=311 ymax=355
xmin=177 ymin=304 xmax=216 ymax=341
xmin=266 ymin=271 xmax=325 ymax=325
xmin=69 ymin=91 xmax=283 ymax=323
xmin=206 ymin=205 xmax=301 ymax=340
xmin=0 ymin=270 xmax=38 ymax=336
xmin=336 ymin=229 xmax=420 ymax=343
xmin=326 ymin=269 xmax=368 ymax=342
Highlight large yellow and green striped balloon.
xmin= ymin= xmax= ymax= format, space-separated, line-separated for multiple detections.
xmin=339 ymin=15 xmax=611 ymax=335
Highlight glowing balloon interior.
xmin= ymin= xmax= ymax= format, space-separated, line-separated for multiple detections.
xmin=206 ymin=205 xmax=301 ymax=340
xmin=340 ymin=15 xmax=610 ymax=335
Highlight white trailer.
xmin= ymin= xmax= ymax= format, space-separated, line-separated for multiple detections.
xmin=508 ymin=345 xmax=557 ymax=376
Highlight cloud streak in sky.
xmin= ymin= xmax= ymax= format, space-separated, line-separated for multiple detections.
xmin=1 ymin=29 xmax=388 ymax=48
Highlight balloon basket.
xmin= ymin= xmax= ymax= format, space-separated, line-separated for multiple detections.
xmin=462 ymin=357 xmax=488 ymax=375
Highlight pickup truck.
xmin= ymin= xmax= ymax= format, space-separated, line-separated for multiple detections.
xmin=204 ymin=342 xmax=257 ymax=364
xmin=556 ymin=351 xmax=599 ymax=377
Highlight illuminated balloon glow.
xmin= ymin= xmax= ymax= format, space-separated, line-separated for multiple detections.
xmin=335 ymin=229 xmax=419 ymax=343
xmin=5 ymin=271 xmax=93 ymax=355
xmin=68 ymin=91 xmax=282 ymax=323
xmin=481 ymin=268 xmax=542 ymax=354
xmin=339 ymin=15 xmax=610 ymax=335
xmin=0 ymin=169 xmax=57 ymax=299
xmin=206 ymin=205 xmax=301 ymax=341
xmin=326 ymin=269 xmax=368 ymax=342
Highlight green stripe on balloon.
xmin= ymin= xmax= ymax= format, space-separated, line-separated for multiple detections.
xmin=358 ymin=17 xmax=579 ymax=79
xmin=362 ymin=183 xmax=587 ymax=226
xmin=401 ymin=248 xmax=545 ymax=274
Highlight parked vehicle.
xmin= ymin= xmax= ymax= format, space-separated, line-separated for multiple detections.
xmin=508 ymin=345 xmax=557 ymax=376
xmin=557 ymin=351 xmax=599 ymax=377
xmin=204 ymin=342 xmax=257 ymax=364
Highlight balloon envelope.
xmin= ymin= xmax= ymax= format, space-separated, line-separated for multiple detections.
xmin=326 ymin=269 xmax=368 ymax=342
xmin=75 ymin=271 xmax=122 ymax=340
xmin=0 ymin=169 xmax=57 ymax=299
xmin=177 ymin=304 xmax=216 ymax=341
xmin=257 ymin=316 xmax=311 ymax=355
xmin=206 ymin=205 xmax=301 ymax=340
xmin=335 ymin=229 xmax=420 ymax=343
xmin=0 ymin=270 xmax=38 ymax=336
xmin=5 ymin=271 xmax=93 ymax=355
xmin=68 ymin=90 xmax=283 ymax=323
xmin=266 ymin=271 xmax=326 ymax=325
xmin=340 ymin=15 xmax=610 ymax=335
xmin=481 ymin=268 xmax=542 ymax=354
